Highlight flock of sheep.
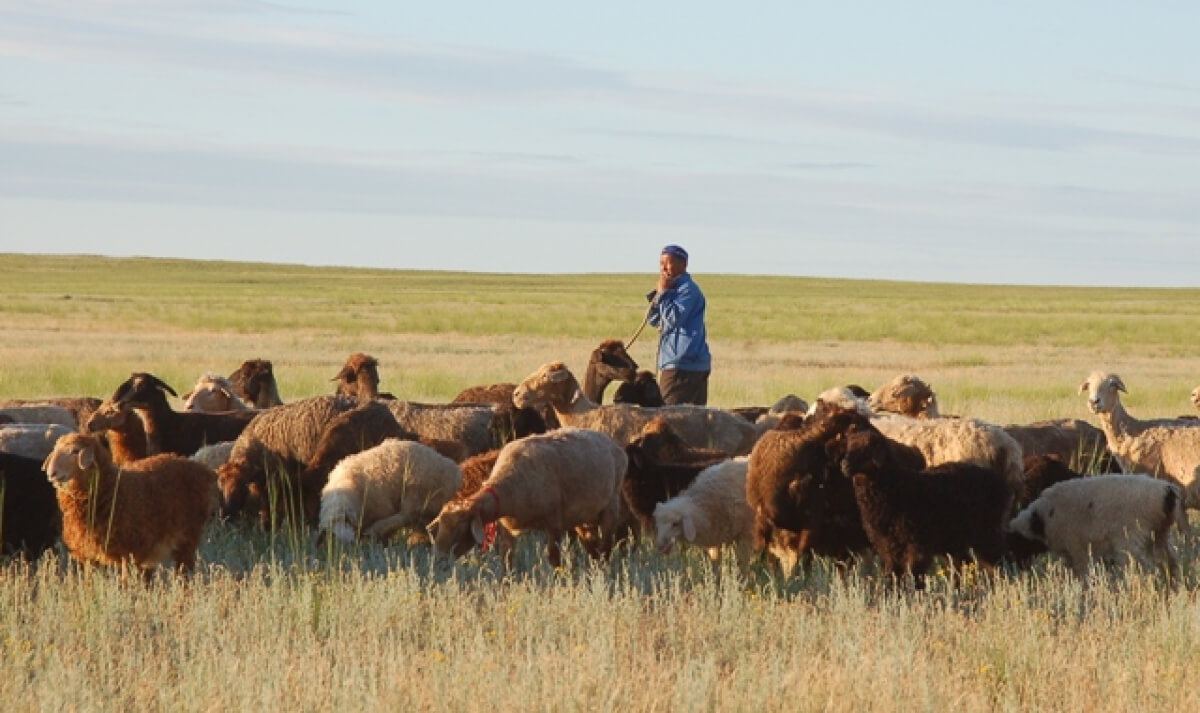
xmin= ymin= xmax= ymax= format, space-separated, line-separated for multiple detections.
xmin=1 ymin=339 xmax=1198 ymax=588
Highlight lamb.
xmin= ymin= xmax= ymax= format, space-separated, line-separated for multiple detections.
xmin=839 ymin=424 xmax=1013 ymax=586
xmin=581 ymin=339 xmax=640 ymax=403
xmin=42 ymin=433 xmax=218 ymax=579
xmin=0 ymin=423 xmax=76 ymax=461
xmin=0 ymin=404 xmax=80 ymax=428
xmin=612 ymin=370 xmax=666 ymax=407
xmin=868 ymin=374 xmax=941 ymax=418
xmin=182 ymin=372 xmax=254 ymax=412
xmin=652 ymin=458 xmax=754 ymax=570
xmin=0 ymin=452 xmax=61 ymax=560
xmin=427 ymin=428 xmax=627 ymax=567
xmin=513 ymin=362 xmax=757 ymax=455
xmin=217 ymin=395 xmax=361 ymax=521
xmin=1008 ymin=474 xmax=1189 ymax=580
xmin=1002 ymin=418 xmax=1118 ymax=473
xmin=228 ymin=359 xmax=284 ymax=408
xmin=0 ymin=396 xmax=103 ymax=429
xmin=106 ymin=373 xmax=257 ymax=457
xmin=1080 ymin=371 xmax=1200 ymax=506
xmin=332 ymin=352 xmax=395 ymax=402
xmin=319 ymin=439 xmax=462 ymax=544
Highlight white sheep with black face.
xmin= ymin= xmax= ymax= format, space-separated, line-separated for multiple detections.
xmin=1008 ymin=473 xmax=1189 ymax=580
xmin=1080 ymin=371 xmax=1200 ymax=507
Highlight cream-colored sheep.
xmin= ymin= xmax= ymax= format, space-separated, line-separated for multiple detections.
xmin=191 ymin=441 xmax=236 ymax=470
xmin=868 ymin=374 xmax=941 ymax=418
xmin=1008 ymin=473 xmax=1188 ymax=580
xmin=182 ymin=373 xmax=254 ymax=412
xmin=427 ymin=427 xmax=627 ymax=567
xmin=652 ymin=457 xmax=753 ymax=570
xmin=1191 ymin=385 xmax=1200 ymax=413
xmin=1081 ymin=371 xmax=1200 ymax=506
xmin=0 ymin=405 xmax=77 ymax=428
xmin=512 ymin=362 xmax=756 ymax=455
xmin=0 ymin=424 xmax=75 ymax=461
xmin=319 ymin=438 xmax=462 ymax=544
xmin=809 ymin=387 xmax=1024 ymax=493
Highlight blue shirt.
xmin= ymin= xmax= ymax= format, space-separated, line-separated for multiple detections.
xmin=648 ymin=272 xmax=711 ymax=372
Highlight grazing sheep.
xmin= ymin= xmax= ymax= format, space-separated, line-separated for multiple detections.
xmin=1004 ymin=455 xmax=1088 ymax=566
xmin=1003 ymin=418 xmax=1119 ymax=473
xmin=42 ymin=433 xmax=218 ymax=579
xmin=332 ymin=352 xmax=395 ymax=402
xmin=451 ymin=382 xmax=554 ymax=436
xmin=228 ymin=359 xmax=284 ymax=408
xmin=1009 ymin=473 xmax=1188 ymax=580
xmin=0 ymin=452 xmax=61 ymax=560
xmin=513 ymin=362 xmax=756 ymax=455
xmin=868 ymin=374 xmax=941 ymax=419
xmin=319 ymin=439 xmax=462 ymax=544
xmin=385 ymin=401 xmax=508 ymax=457
xmin=0 ymin=423 xmax=76 ymax=461
xmin=427 ymin=428 xmax=627 ymax=567
xmin=83 ymin=401 xmax=148 ymax=464
xmin=217 ymin=395 xmax=360 ymax=521
xmin=1081 ymin=371 xmax=1200 ymax=506
xmin=0 ymin=404 xmax=81 ymax=429
xmin=431 ymin=449 xmax=515 ymax=556
xmin=652 ymin=458 xmax=753 ymax=570
xmin=106 ymin=373 xmax=257 ymax=457
xmin=840 ymin=425 xmax=1013 ymax=586
xmin=582 ymin=339 xmax=640 ymax=403
xmin=613 ymin=370 xmax=666 ymax=407
xmin=182 ymin=372 xmax=254 ymax=412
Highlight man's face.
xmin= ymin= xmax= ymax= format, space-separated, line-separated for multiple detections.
xmin=660 ymin=253 xmax=687 ymax=280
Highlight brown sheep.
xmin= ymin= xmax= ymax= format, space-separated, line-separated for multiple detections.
xmin=332 ymin=352 xmax=395 ymax=402
xmin=868 ymin=374 xmax=940 ymax=419
xmin=612 ymin=370 xmax=666 ymax=407
xmin=1003 ymin=418 xmax=1119 ymax=473
xmin=107 ymin=373 xmax=257 ymax=457
xmin=42 ymin=433 xmax=218 ymax=580
xmin=581 ymin=339 xmax=640 ymax=403
xmin=451 ymin=382 xmax=553 ymax=437
xmin=84 ymin=400 xmax=149 ymax=464
xmin=228 ymin=359 xmax=284 ymax=408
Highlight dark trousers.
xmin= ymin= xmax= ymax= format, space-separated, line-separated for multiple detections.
xmin=658 ymin=369 xmax=710 ymax=406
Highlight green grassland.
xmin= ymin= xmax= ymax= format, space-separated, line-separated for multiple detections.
xmin=2 ymin=253 xmax=1200 ymax=711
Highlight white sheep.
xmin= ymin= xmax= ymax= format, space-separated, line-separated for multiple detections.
xmin=182 ymin=373 xmax=254 ymax=412
xmin=1008 ymin=473 xmax=1189 ymax=580
xmin=1080 ymin=371 xmax=1200 ymax=506
xmin=191 ymin=441 xmax=236 ymax=471
xmin=0 ymin=423 xmax=75 ymax=461
xmin=319 ymin=438 xmax=462 ymax=544
xmin=427 ymin=427 xmax=627 ymax=567
xmin=652 ymin=457 xmax=753 ymax=570
xmin=512 ymin=362 xmax=757 ymax=455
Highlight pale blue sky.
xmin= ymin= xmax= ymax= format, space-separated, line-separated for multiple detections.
xmin=1 ymin=1 xmax=1197 ymax=286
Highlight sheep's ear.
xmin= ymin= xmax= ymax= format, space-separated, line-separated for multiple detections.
xmin=76 ymin=446 xmax=95 ymax=470
xmin=1078 ymin=381 xmax=1089 ymax=394
xmin=1112 ymin=376 xmax=1127 ymax=393
xmin=681 ymin=512 xmax=696 ymax=542
xmin=469 ymin=515 xmax=486 ymax=545
xmin=547 ymin=368 xmax=571 ymax=383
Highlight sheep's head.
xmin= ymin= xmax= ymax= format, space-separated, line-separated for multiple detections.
xmin=806 ymin=387 xmax=873 ymax=418
xmin=768 ymin=394 xmax=809 ymax=416
xmin=628 ymin=417 xmax=688 ymax=461
xmin=1008 ymin=503 xmax=1048 ymax=544
xmin=83 ymin=400 xmax=133 ymax=433
xmin=230 ymin=359 xmax=281 ymax=408
xmin=513 ymin=361 xmax=577 ymax=410
xmin=333 ymin=353 xmax=381 ymax=401
xmin=589 ymin=340 xmax=639 ymax=383
xmin=652 ymin=503 xmax=693 ymax=554
xmin=1191 ymin=385 xmax=1200 ymax=412
xmin=110 ymin=372 xmax=178 ymax=409
xmin=183 ymin=373 xmax=246 ymax=412
xmin=838 ymin=428 xmax=890 ymax=480
xmin=868 ymin=374 xmax=940 ymax=419
xmin=42 ymin=433 xmax=109 ymax=488
xmin=426 ymin=500 xmax=484 ymax=558
xmin=216 ymin=459 xmax=256 ymax=520
xmin=1079 ymin=371 xmax=1126 ymax=415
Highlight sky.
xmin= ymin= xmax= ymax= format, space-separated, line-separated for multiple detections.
xmin=1 ymin=1 xmax=1197 ymax=287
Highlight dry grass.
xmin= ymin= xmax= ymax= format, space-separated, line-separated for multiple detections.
xmin=2 ymin=254 xmax=1200 ymax=711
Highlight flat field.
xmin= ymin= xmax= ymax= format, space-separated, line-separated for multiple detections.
xmin=2 ymin=253 xmax=1199 ymax=711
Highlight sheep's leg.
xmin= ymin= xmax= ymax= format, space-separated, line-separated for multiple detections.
xmin=173 ymin=545 xmax=198 ymax=575
xmin=366 ymin=513 xmax=417 ymax=543
xmin=546 ymin=530 xmax=564 ymax=568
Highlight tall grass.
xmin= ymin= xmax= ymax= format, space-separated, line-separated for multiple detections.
xmin=3 ymin=254 xmax=1200 ymax=711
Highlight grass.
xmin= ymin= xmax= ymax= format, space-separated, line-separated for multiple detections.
xmin=3 ymin=253 xmax=1200 ymax=711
